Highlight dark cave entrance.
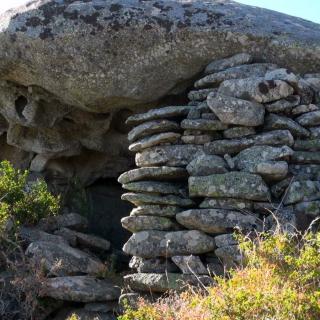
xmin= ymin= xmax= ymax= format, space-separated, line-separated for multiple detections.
xmin=85 ymin=178 xmax=132 ymax=251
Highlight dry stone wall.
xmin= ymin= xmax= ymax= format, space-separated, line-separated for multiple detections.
xmin=119 ymin=53 xmax=320 ymax=293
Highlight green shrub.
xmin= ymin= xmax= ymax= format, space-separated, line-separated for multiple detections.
xmin=0 ymin=160 xmax=60 ymax=230
xmin=119 ymin=231 xmax=320 ymax=320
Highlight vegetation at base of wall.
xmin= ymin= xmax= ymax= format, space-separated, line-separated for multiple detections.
xmin=119 ymin=231 xmax=320 ymax=320
xmin=0 ymin=160 xmax=60 ymax=231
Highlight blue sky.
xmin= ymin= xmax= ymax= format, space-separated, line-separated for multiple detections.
xmin=0 ymin=0 xmax=320 ymax=24
xmin=237 ymin=0 xmax=320 ymax=23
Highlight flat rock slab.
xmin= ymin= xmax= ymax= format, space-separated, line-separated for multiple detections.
xmin=187 ymin=154 xmax=228 ymax=176
xmin=214 ymin=234 xmax=238 ymax=248
xmin=204 ymin=53 xmax=253 ymax=75
xmin=265 ymin=95 xmax=301 ymax=114
xmin=171 ymin=255 xmax=208 ymax=275
xmin=130 ymin=205 xmax=182 ymax=217
xmin=196 ymin=63 xmax=277 ymax=88
xmin=124 ymin=273 xmax=213 ymax=293
xmin=294 ymin=139 xmax=320 ymax=151
xmin=284 ymin=180 xmax=320 ymax=205
xmin=176 ymin=209 xmax=261 ymax=233
xmin=129 ymin=132 xmax=181 ymax=152
xmin=234 ymin=145 xmax=293 ymax=170
xmin=264 ymin=114 xmax=310 ymax=138
xmin=205 ymin=130 xmax=294 ymax=155
xmin=122 ymin=181 xmax=187 ymax=197
xmin=38 ymin=213 xmax=88 ymax=232
xmin=223 ymin=126 xmax=256 ymax=139
xmin=41 ymin=276 xmax=120 ymax=302
xmin=289 ymin=164 xmax=320 ymax=179
xmin=208 ymin=93 xmax=265 ymax=126
xmin=292 ymin=104 xmax=319 ymax=116
xmin=296 ymin=111 xmax=320 ymax=127
xmin=126 ymin=106 xmax=193 ymax=125
xmin=118 ymin=166 xmax=187 ymax=184
xmin=128 ymin=120 xmax=180 ymax=142
xmin=294 ymin=201 xmax=320 ymax=217
xmin=291 ymin=151 xmax=320 ymax=164
xmin=54 ymin=228 xmax=111 ymax=251
xmin=218 ymin=78 xmax=294 ymax=103
xmin=129 ymin=256 xmax=178 ymax=273
xmin=121 ymin=215 xmax=179 ymax=233
xmin=136 ymin=144 xmax=204 ymax=167
xmin=121 ymin=192 xmax=194 ymax=207
xmin=122 ymin=230 xmax=216 ymax=258
xmin=189 ymin=172 xmax=270 ymax=201
xmin=181 ymin=119 xmax=228 ymax=131
xmin=19 ymin=227 xmax=68 ymax=245
xmin=25 ymin=241 xmax=105 ymax=276
xmin=199 ymin=198 xmax=253 ymax=211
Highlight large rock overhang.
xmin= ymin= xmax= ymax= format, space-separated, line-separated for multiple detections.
xmin=0 ymin=0 xmax=319 ymax=112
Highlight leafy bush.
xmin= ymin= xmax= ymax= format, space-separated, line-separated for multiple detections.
xmin=119 ymin=231 xmax=320 ymax=320
xmin=0 ymin=160 xmax=60 ymax=230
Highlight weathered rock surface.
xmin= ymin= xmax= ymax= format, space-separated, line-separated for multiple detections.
xmin=130 ymin=205 xmax=182 ymax=218
xmin=25 ymin=241 xmax=105 ymax=276
xmin=181 ymin=119 xmax=228 ymax=131
xmin=218 ymin=78 xmax=294 ymax=103
xmin=121 ymin=216 xmax=179 ymax=233
xmin=189 ymin=172 xmax=270 ymax=201
xmin=176 ymin=209 xmax=261 ymax=233
xmin=38 ymin=213 xmax=88 ymax=232
xmin=118 ymin=166 xmax=187 ymax=184
xmin=136 ymin=144 xmax=204 ymax=167
xmin=41 ymin=276 xmax=120 ymax=302
xmin=54 ymin=228 xmax=111 ymax=251
xmin=128 ymin=120 xmax=180 ymax=142
xmin=265 ymin=96 xmax=301 ymax=114
xmin=129 ymin=256 xmax=178 ymax=273
xmin=208 ymin=93 xmax=265 ymax=126
xmin=124 ymin=273 xmax=213 ymax=293
xmin=19 ymin=226 xmax=68 ymax=245
xmin=171 ymin=255 xmax=208 ymax=275
xmin=223 ymin=126 xmax=256 ymax=139
xmin=199 ymin=198 xmax=253 ymax=211
xmin=296 ymin=111 xmax=320 ymax=127
xmin=121 ymin=192 xmax=194 ymax=207
xmin=186 ymin=154 xmax=228 ymax=176
xmin=123 ymin=230 xmax=216 ymax=258
xmin=214 ymin=234 xmax=238 ymax=248
xmin=129 ymin=132 xmax=181 ymax=152
xmin=204 ymin=130 xmax=294 ymax=155
xmin=122 ymin=181 xmax=187 ymax=197
xmin=284 ymin=180 xmax=320 ymax=205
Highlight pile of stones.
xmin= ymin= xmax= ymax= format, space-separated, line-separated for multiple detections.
xmin=119 ymin=53 xmax=320 ymax=294
xmin=14 ymin=213 xmax=120 ymax=319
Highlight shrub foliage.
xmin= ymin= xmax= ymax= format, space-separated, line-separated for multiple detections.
xmin=0 ymin=160 xmax=60 ymax=230
xmin=120 ymin=231 xmax=320 ymax=320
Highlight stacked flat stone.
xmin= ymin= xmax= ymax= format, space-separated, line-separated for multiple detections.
xmin=119 ymin=53 xmax=320 ymax=294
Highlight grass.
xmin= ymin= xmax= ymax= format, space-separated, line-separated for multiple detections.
xmin=119 ymin=230 xmax=320 ymax=320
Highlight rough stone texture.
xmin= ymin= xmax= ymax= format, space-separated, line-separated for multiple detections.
xmin=181 ymin=119 xmax=228 ymax=131
xmin=54 ymin=228 xmax=111 ymax=251
xmin=186 ymin=154 xmax=228 ymax=176
xmin=176 ymin=209 xmax=261 ymax=233
xmin=121 ymin=215 xmax=179 ymax=232
xmin=136 ymin=144 xmax=204 ymax=167
xmin=218 ymin=78 xmax=294 ymax=103
xmin=204 ymin=130 xmax=294 ymax=155
xmin=38 ymin=213 xmax=88 ymax=232
xmin=129 ymin=132 xmax=181 ymax=152
xmin=121 ymin=192 xmax=194 ymax=207
xmin=265 ymin=96 xmax=301 ymax=114
xmin=41 ymin=276 xmax=120 ymax=302
xmin=296 ymin=111 xmax=320 ymax=127
xmin=128 ymin=120 xmax=180 ymax=142
xmin=171 ymin=255 xmax=208 ymax=275
xmin=19 ymin=226 xmax=68 ymax=245
xmin=189 ymin=172 xmax=270 ymax=201
xmin=25 ymin=241 xmax=105 ymax=276
xmin=130 ymin=205 xmax=182 ymax=218
xmin=129 ymin=256 xmax=178 ymax=273
xmin=118 ymin=166 xmax=187 ymax=184
xmin=208 ymin=93 xmax=265 ymax=126
xmin=124 ymin=273 xmax=213 ymax=293
xmin=196 ymin=63 xmax=277 ymax=88
xmin=199 ymin=198 xmax=253 ymax=211
xmin=122 ymin=230 xmax=216 ymax=258
xmin=223 ymin=126 xmax=256 ymax=139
